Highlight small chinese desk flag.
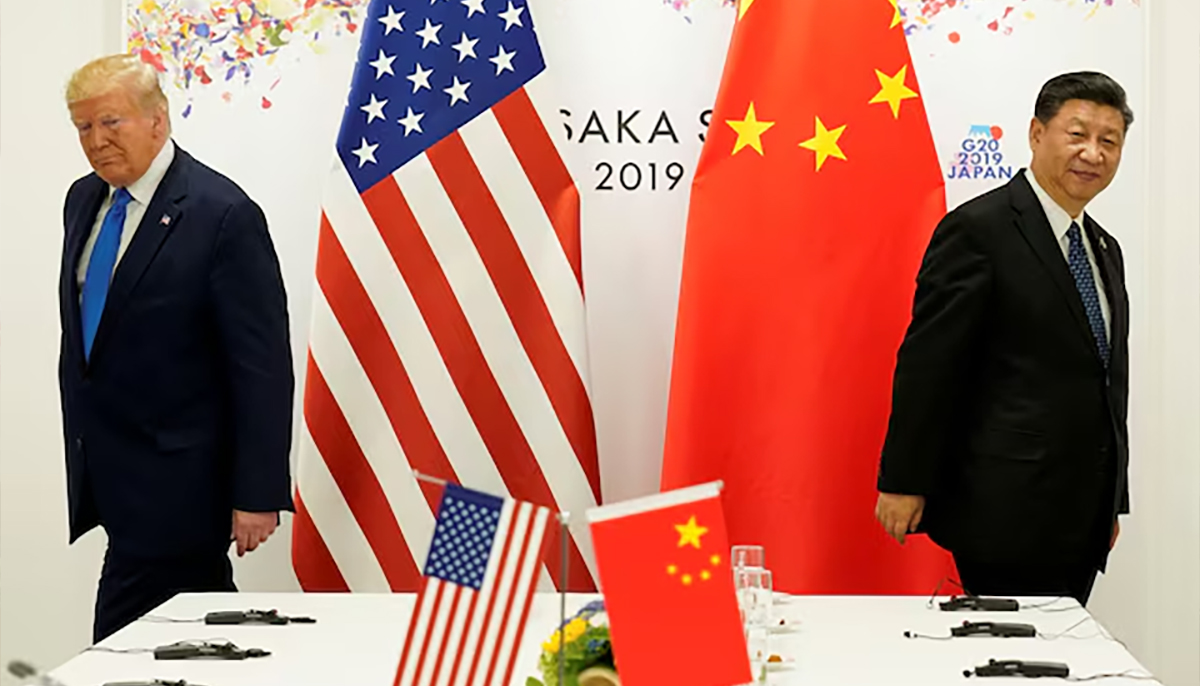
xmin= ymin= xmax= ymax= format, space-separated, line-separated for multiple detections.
xmin=586 ymin=482 xmax=750 ymax=686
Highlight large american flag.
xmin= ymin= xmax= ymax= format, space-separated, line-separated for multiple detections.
xmin=291 ymin=0 xmax=599 ymax=592
xmin=395 ymin=484 xmax=550 ymax=686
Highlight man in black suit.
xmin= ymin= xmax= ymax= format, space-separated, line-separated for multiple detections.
xmin=60 ymin=54 xmax=294 ymax=641
xmin=875 ymin=72 xmax=1133 ymax=605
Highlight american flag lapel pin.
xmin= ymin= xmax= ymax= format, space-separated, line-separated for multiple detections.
xmin=1100 ymin=235 xmax=1107 ymax=250
xmin=160 ymin=214 xmax=171 ymax=228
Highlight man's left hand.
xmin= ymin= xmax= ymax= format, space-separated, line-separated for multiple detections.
xmin=232 ymin=510 xmax=279 ymax=557
xmin=1110 ymin=519 xmax=1120 ymax=550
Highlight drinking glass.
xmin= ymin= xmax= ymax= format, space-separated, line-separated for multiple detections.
xmin=735 ymin=567 xmax=773 ymax=627
xmin=731 ymin=544 xmax=765 ymax=570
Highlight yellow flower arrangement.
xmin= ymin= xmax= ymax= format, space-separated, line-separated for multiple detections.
xmin=543 ymin=617 xmax=589 ymax=653
xmin=530 ymin=601 xmax=614 ymax=686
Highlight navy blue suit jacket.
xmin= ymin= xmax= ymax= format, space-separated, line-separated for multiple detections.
xmin=59 ymin=145 xmax=294 ymax=559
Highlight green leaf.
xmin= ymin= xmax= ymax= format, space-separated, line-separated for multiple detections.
xmin=526 ymin=678 xmax=545 ymax=686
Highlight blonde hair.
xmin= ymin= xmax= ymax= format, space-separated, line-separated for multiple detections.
xmin=66 ymin=54 xmax=169 ymax=118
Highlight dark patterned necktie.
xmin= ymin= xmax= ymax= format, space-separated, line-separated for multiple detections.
xmin=1066 ymin=222 xmax=1109 ymax=367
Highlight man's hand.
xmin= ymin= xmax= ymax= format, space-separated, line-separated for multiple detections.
xmin=875 ymin=492 xmax=926 ymax=545
xmin=232 ymin=510 xmax=279 ymax=557
xmin=1110 ymin=519 xmax=1120 ymax=550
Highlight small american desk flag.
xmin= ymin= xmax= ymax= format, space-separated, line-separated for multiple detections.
xmin=292 ymin=0 xmax=599 ymax=593
xmin=395 ymin=484 xmax=551 ymax=686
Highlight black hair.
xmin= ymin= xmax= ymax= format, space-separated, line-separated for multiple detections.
xmin=1034 ymin=71 xmax=1134 ymax=132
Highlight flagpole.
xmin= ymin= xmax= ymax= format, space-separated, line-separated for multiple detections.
xmin=558 ymin=511 xmax=569 ymax=686
xmin=412 ymin=469 xmax=450 ymax=487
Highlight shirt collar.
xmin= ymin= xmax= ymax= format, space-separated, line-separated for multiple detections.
xmin=110 ymin=138 xmax=176 ymax=206
xmin=1024 ymin=168 xmax=1085 ymax=242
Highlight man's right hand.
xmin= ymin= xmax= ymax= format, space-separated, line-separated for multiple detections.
xmin=875 ymin=492 xmax=926 ymax=545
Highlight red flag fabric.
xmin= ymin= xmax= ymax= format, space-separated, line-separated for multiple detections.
xmin=661 ymin=0 xmax=956 ymax=593
xmin=587 ymin=483 xmax=751 ymax=686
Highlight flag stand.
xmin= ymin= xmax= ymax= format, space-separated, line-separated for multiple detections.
xmin=557 ymin=511 xmax=569 ymax=686
xmin=413 ymin=470 xmax=574 ymax=686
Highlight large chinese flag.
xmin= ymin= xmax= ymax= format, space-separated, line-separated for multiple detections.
xmin=661 ymin=0 xmax=956 ymax=593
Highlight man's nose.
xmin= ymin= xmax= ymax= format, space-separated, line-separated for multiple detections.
xmin=83 ymin=126 xmax=110 ymax=151
xmin=1078 ymin=138 xmax=1104 ymax=165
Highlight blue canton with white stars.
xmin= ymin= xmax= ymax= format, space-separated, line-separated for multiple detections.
xmin=425 ymin=483 xmax=505 ymax=589
xmin=1067 ymin=222 xmax=1110 ymax=367
xmin=337 ymin=0 xmax=545 ymax=193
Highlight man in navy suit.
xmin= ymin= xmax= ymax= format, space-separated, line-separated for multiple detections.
xmin=60 ymin=54 xmax=294 ymax=641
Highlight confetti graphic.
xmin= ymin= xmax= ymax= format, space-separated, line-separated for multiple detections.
xmin=659 ymin=0 xmax=1137 ymax=35
xmin=126 ymin=0 xmax=368 ymax=116
xmin=899 ymin=0 xmax=1139 ymax=40
xmin=662 ymin=0 xmax=737 ymax=20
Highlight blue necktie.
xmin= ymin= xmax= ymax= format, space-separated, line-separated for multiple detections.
xmin=1066 ymin=222 xmax=1110 ymax=367
xmin=81 ymin=188 xmax=133 ymax=360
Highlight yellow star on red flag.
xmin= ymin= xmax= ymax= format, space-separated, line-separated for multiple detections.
xmin=888 ymin=0 xmax=902 ymax=28
xmin=799 ymin=116 xmax=848 ymax=171
xmin=675 ymin=516 xmax=709 ymax=548
xmin=726 ymin=102 xmax=775 ymax=156
xmin=869 ymin=65 xmax=920 ymax=118
xmin=668 ymin=547 xmax=725 ymax=586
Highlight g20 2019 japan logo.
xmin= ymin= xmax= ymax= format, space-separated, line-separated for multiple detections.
xmin=947 ymin=124 xmax=1016 ymax=181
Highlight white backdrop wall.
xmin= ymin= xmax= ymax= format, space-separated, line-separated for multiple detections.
xmin=1 ymin=1 xmax=1196 ymax=684
xmin=1087 ymin=0 xmax=1200 ymax=680
xmin=0 ymin=0 xmax=126 ymax=676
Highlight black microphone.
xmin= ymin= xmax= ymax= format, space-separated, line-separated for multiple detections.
xmin=102 ymin=681 xmax=208 ymax=686
xmin=967 ymin=659 xmax=1070 ymax=678
xmin=204 ymin=609 xmax=315 ymax=625
xmin=7 ymin=660 xmax=69 ymax=686
xmin=952 ymin=621 xmax=1037 ymax=638
xmin=940 ymin=596 xmax=1020 ymax=612
xmin=153 ymin=640 xmax=269 ymax=660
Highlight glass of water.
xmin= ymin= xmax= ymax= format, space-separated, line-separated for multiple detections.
xmin=732 ymin=546 xmax=771 ymax=683
xmin=737 ymin=568 xmax=773 ymax=684
xmin=731 ymin=544 xmax=765 ymax=570
xmin=735 ymin=567 xmax=773 ymax=627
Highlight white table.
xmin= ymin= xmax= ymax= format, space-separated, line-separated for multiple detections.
xmin=45 ymin=593 xmax=1160 ymax=685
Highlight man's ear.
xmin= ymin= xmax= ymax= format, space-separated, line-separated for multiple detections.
xmin=1028 ymin=116 xmax=1044 ymax=152
xmin=152 ymin=106 xmax=170 ymax=139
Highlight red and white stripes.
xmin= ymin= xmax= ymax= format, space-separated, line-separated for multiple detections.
xmin=394 ymin=499 xmax=551 ymax=686
xmin=293 ymin=83 xmax=598 ymax=593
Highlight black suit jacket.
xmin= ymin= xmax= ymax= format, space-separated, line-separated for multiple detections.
xmin=878 ymin=171 xmax=1129 ymax=569
xmin=59 ymin=145 xmax=295 ymax=559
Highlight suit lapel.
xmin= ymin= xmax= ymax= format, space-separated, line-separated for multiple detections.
xmin=88 ymin=151 xmax=189 ymax=366
xmin=1008 ymin=173 xmax=1103 ymax=363
xmin=63 ymin=178 xmax=108 ymax=374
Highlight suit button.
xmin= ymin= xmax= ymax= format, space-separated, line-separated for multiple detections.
xmin=75 ymin=438 xmax=83 ymax=450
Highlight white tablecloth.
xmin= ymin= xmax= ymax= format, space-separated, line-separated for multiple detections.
xmin=44 ymin=592 xmax=1159 ymax=685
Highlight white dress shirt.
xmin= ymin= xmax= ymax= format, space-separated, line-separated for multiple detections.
xmin=76 ymin=140 xmax=177 ymax=289
xmin=1024 ymin=168 xmax=1111 ymax=340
